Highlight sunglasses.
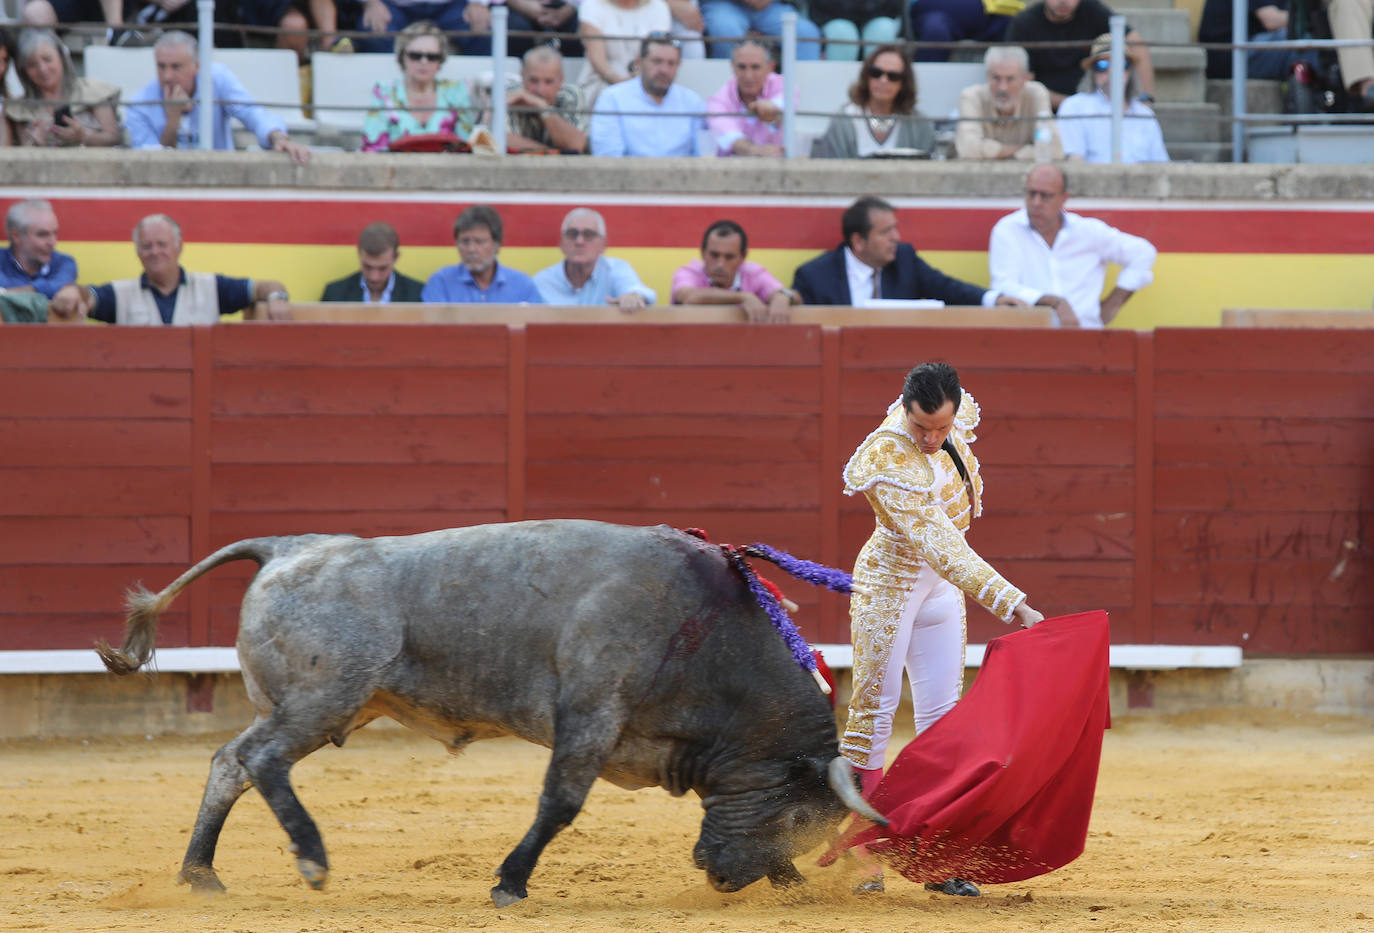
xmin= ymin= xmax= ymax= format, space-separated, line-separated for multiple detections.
xmin=562 ymin=228 xmax=602 ymax=241
xmin=1091 ymin=58 xmax=1129 ymax=72
xmin=405 ymin=50 xmax=444 ymax=63
xmin=645 ymin=30 xmax=682 ymax=48
xmin=868 ymin=66 xmax=904 ymax=83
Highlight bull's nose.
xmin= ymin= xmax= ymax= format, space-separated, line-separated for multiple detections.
xmin=708 ymin=873 xmax=742 ymax=893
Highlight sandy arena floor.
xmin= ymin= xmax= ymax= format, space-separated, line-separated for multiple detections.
xmin=2 ymin=710 xmax=1372 ymax=933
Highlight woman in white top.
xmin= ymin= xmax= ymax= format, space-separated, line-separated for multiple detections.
xmin=1056 ymin=34 xmax=1169 ymax=164
xmin=812 ymin=44 xmax=933 ymax=158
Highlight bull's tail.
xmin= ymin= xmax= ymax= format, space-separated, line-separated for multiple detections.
xmin=95 ymin=538 xmax=278 ymax=675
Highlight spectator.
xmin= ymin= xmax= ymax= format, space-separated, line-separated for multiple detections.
xmin=1057 ymin=34 xmax=1169 ymax=163
xmin=126 ymin=31 xmax=312 ymax=162
xmin=363 ymin=21 xmax=477 ymax=152
xmin=0 ymin=29 xmax=13 ymax=148
xmin=1006 ymin=0 xmax=1154 ymax=109
xmin=671 ymin=218 xmax=798 ymax=322
xmin=21 ymin=0 xmax=243 ymax=48
xmin=577 ymin=0 xmax=673 ymax=103
xmin=954 ymin=45 xmax=1061 ymax=160
xmin=908 ymin=0 xmax=1012 ymax=63
xmin=0 ymin=282 xmax=86 ymax=323
xmin=422 ymin=206 xmax=544 ymax=304
xmin=1327 ymin=0 xmax=1374 ymax=108
xmin=504 ymin=0 xmax=582 ymax=57
xmin=699 ymin=0 xmax=821 ymax=61
xmin=989 ymin=163 xmax=1156 ymax=328
xmin=73 ymin=214 xmax=292 ymax=325
xmin=1 ymin=199 xmax=77 ymax=298
xmin=1198 ymin=0 xmax=1317 ymax=80
xmin=504 ymin=46 xmax=589 ymax=153
xmin=706 ymin=39 xmax=784 ymax=156
xmin=355 ymin=0 xmax=492 ymax=54
xmin=321 ymin=222 xmax=425 ymax=302
xmin=533 ymin=208 xmax=657 ymax=308
xmin=811 ymin=45 xmax=933 ymax=158
xmin=792 ymin=196 xmax=1026 ymax=307
xmin=809 ymin=0 xmax=901 ymax=61
xmin=7 ymin=29 xmax=120 ymax=148
xmin=590 ymin=34 xmax=705 ymax=156
xmin=240 ymin=0 xmax=359 ymax=63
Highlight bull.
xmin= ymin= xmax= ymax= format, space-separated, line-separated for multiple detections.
xmin=96 ymin=520 xmax=883 ymax=906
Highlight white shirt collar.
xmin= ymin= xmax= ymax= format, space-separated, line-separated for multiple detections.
xmin=843 ymin=246 xmax=879 ymax=304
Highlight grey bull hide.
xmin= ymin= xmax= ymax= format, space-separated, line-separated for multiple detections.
xmin=96 ymin=520 xmax=884 ymax=906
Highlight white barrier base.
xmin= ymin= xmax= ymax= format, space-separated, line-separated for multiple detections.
xmin=0 ymin=644 xmax=1241 ymax=675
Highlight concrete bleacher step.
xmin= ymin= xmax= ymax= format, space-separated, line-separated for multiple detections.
xmin=1206 ymin=78 xmax=1284 ymax=116
xmin=1155 ymin=100 xmax=1223 ymax=143
xmin=1116 ymin=6 xmax=1194 ymax=44
xmin=1149 ymin=44 xmax=1207 ymax=102
xmin=1168 ymin=139 xmax=1230 ymax=161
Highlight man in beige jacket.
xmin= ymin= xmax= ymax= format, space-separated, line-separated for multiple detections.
xmin=954 ymin=45 xmax=1063 ymax=160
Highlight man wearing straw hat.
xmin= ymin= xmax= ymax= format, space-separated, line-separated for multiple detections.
xmin=1056 ymin=33 xmax=1169 ymax=162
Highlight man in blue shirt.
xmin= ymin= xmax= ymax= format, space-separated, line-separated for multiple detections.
xmin=125 ymin=31 xmax=311 ymax=162
xmin=532 ymin=208 xmax=656 ymax=309
xmin=1 ymin=199 xmax=78 ymax=299
xmin=422 ymin=206 xmax=544 ymax=305
xmin=590 ymin=35 xmax=704 ymax=157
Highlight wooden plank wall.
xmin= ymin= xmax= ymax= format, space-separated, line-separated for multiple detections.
xmin=2 ymin=326 xmax=1370 ymax=654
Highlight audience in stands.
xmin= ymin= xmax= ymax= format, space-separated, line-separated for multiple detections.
xmin=809 ymin=0 xmax=901 ymax=61
xmin=0 ymin=282 xmax=86 ymax=323
xmin=700 ymin=0 xmax=821 ymax=61
xmin=671 ymin=218 xmax=797 ymax=321
xmin=504 ymin=0 xmax=582 ymax=58
xmin=792 ymin=196 xmax=1025 ymax=307
xmin=812 ymin=45 xmax=933 ymax=158
xmin=363 ymin=21 xmax=476 ymax=151
xmin=1327 ymin=0 xmax=1374 ymax=109
xmin=1006 ymin=0 xmax=1154 ymax=109
xmin=72 ymin=213 xmax=293 ymax=324
xmin=578 ymin=0 xmax=675 ymax=102
xmin=240 ymin=0 xmax=358 ymax=63
xmin=590 ymin=34 xmax=704 ymax=156
xmin=127 ymin=31 xmax=312 ymax=161
xmin=1197 ymin=0 xmax=1316 ymax=80
xmin=422 ymin=206 xmax=544 ymax=303
xmin=1057 ymin=34 xmax=1169 ymax=162
xmin=19 ymin=0 xmax=242 ymax=48
xmin=8 ymin=29 xmax=120 ymax=148
xmin=0 ymin=30 xmax=11 ymax=148
xmin=1 ymin=199 xmax=77 ymax=299
xmin=955 ymin=45 xmax=1061 ymax=160
xmin=706 ymin=39 xmax=784 ymax=156
xmin=989 ymin=163 xmax=1156 ymax=328
xmin=356 ymin=0 xmax=492 ymax=54
xmin=503 ymin=46 xmax=589 ymax=153
xmin=908 ymin=0 xmax=1013 ymax=62
xmin=533 ymin=208 xmax=657 ymax=308
xmin=322 ymin=221 xmax=425 ymax=302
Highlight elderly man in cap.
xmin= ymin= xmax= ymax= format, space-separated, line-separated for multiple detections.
xmin=1056 ymin=34 xmax=1168 ymax=163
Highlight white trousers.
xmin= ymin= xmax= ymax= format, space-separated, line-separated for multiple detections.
xmin=864 ymin=562 xmax=967 ymax=768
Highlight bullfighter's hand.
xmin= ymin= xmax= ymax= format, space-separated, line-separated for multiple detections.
xmin=1013 ymin=602 xmax=1045 ymax=629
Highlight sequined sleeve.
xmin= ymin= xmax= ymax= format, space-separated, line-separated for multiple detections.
xmin=869 ymin=481 xmax=1026 ymax=622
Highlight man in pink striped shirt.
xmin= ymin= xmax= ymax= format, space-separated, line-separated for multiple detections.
xmin=705 ymin=40 xmax=786 ymax=157
xmin=671 ymin=219 xmax=799 ymax=322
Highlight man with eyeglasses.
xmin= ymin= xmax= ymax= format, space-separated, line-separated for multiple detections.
xmin=422 ymin=206 xmax=544 ymax=304
xmin=590 ymin=34 xmax=705 ymax=157
xmin=989 ymin=164 xmax=1156 ymax=328
xmin=533 ymin=208 xmax=657 ymax=309
xmin=1005 ymin=0 xmax=1154 ymax=109
xmin=1056 ymin=34 xmax=1169 ymax=163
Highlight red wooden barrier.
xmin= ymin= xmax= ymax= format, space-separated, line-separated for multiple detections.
xmin=2 ymin=325 xmax=1370 ymax=655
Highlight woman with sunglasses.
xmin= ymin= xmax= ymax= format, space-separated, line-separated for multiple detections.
xmin=362 ymin=21 xmax=477 ymax=152
xmin=812 ymin=45 xmax=933 ymax=158
xmin=1055 ymin=34 xmax=1168 ymax=163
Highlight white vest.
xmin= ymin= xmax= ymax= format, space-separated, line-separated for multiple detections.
xmin=111 ymin=272 xmax=223 ymax=325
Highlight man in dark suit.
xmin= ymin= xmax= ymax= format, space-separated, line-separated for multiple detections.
xmin=321 ymin=222 xmax=425 ymax=303
xmin=792 ymin=196 xmax=1026 ymax=309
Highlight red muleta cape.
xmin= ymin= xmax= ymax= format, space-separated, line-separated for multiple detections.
xmin=824 ymin=610 xmax=1112 ymax=884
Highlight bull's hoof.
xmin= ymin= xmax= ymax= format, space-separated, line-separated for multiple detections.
xmin=490 ymin=883 xmax=527 ymax=908
xmin=925 ymin=878 xmax=980 ymax=897
xmin=177 ymin=865 xmax=227 ymax=895
xmin=296 ymin=858 xmax=329 ymax=890
xmin=768 ymin=863 xmax=806 ymax=888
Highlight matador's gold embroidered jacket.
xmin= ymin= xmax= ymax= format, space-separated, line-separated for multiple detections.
xmin=843 ymin=393 xmax=1026 ymax=624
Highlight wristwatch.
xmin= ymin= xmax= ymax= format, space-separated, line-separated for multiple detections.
xmin=267 ymin=290 xmax=289 ymax=302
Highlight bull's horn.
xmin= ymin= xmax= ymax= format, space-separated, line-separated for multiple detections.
xmin=827 ymin=756 xmax=889 ymax=827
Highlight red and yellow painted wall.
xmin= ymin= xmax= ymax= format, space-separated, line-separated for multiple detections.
xmin=28 ymin=189 xmax=1374 ymax=327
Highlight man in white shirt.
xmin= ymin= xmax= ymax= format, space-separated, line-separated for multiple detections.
xmin=989 ymin=164 xmax=1157 ymax=328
